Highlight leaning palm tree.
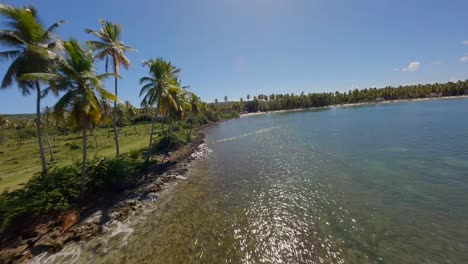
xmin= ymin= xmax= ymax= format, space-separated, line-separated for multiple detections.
xmin=0 ymin=4 xmax=64 ymax=174
xmin=139 ymin=58 xmax=180 ymax=161
xmin=22 ymin=39 xmax=116 ymax=197
xmin=86 ymin=19 xmax=135 ymax=156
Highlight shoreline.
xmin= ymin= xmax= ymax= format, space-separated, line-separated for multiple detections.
xmin=0 ymin=131 xmax=210 ymax=263
xmin=240 ymin=95 xmax=468 ymax=117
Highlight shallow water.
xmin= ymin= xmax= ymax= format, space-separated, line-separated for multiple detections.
xmin=39 ymin=99 xmax=468 ymax=263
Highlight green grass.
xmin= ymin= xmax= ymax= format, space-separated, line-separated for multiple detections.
xmin=0 ymin=123 xmax=162 ymax=191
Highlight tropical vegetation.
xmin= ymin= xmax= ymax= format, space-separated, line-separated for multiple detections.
xmin=0 ymin=3 xmax=226 ymax=240
xmin=214 ymin=80 xmax=468 ymax=114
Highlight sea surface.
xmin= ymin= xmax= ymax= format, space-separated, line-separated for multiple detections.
xmin=37 ymin=98 xmax=468 ymax=263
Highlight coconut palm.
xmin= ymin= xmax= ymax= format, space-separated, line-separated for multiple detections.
xmin=185 ymin=92 xmax=205 ymax=138
xmin=0 ymin=115 xmax=10 ymax=145
xmin=86 ymin=19 xmax=135 ymax=156
xmin=0 ymin=4 xmax=64 ymax=174
xmin=125 ymin=101 xmax=138 ymax=126
xmin=162 ymin=86 xmax=190 ymax=133
xmin=139 ymin=58 xmax=180 ymax=161
xmin=23 ymin=39 xmax=116 ymax=197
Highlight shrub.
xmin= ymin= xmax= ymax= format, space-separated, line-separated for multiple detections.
xmin=128 ymin=149 xmax=141 ymax=159
xmin=86 ymin=156 xmax=142 ymax=192
xmin=0 ymin=165 xmax=80 ymax=233
xmin=153 ymin=132 xmax=187 ymax=152
xmin=0 ymin=155 xmax=144 ymax=234
xmin=65 ymin=141 xmax=80 ymax=150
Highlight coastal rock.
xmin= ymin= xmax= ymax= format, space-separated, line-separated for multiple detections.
xmin=0 ymin=244 xmax=28 ymax=262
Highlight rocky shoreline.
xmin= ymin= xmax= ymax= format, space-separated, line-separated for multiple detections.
xmin=0 ymin=132 xmax=209 ymax=263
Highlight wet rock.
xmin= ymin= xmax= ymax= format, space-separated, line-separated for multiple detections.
xmin=0 ymin=244 xmax=29 ymax=262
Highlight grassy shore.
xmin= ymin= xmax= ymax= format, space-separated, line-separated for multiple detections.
xmin=0 ymin=123 xmax=162 ymax=191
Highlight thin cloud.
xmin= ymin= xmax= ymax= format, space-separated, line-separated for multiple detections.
xmin=402 ymin=61 xmax=421 ymax=72
xmin=463 ymin=40 xmax=468 ymax=45
xmin=460 ymin=55 xmax=468 ymax=63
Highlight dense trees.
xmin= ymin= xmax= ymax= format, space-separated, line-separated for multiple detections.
xmin=216 ymin=81 xmax=468 ymax=114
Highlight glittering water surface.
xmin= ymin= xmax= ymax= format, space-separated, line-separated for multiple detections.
xmin=41 ymin=99 xmax=468 ymax=263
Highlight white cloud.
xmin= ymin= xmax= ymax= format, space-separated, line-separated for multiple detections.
xmin=463 ymin=40 xmax=468 ymax=45
xmin=402 ymin=61 xmax=421 ymax=72
xmin=460 ymin=55 xmax=468 ymax=63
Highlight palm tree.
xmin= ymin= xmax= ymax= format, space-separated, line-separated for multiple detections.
xmin=86 ymin=19 xmax=135 ymax=156
xmin=0 ymin=4 xmax=64 ymax=174
xmin=125 ymin=101 xmax=138 ymax=126
xmin=163 ymin=86 xmax=189 ymax=133
xmin=187 ymin=93 xmax=204 ymax=137
xmin=0 ymin=115 xmax=10 ymax=145
xmin=224 ymin=96 xmax=228 ymax=102
xmin=247 ymin=94 xmax=250 ymax=101
xmin=139 ymin=58 xmax=180 ymax=161
xmin=23 ymin=39 xmax=116 ymax=197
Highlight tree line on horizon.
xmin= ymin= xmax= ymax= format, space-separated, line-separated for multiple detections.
xmin=214 ymin=80 xmax=468 ymax=113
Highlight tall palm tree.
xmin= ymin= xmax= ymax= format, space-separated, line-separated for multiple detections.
xmin=187 ymin=93 xmax=205 ymax=137
xmin=23 ymin=39 xmax=116 ymax=197
xmin=0 ymin=4 xmax=64 ymax=174
xmin=0 ymin=114 xmax=10 ymax=145
xmin=139 ymin=58 xmax=180 ymax=161
xmin=86 ymin=19 xmax=135 ymax=156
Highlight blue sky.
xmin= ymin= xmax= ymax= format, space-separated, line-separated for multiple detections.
xmin=1 ymin=0 xmax=468 ymax=114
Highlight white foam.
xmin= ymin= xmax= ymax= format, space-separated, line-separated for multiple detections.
xmin=32 ymin=244 xmax=81 ymax=264
xmin=214 ymin=126 xmax=279 ymax=143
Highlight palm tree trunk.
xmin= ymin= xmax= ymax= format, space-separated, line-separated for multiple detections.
xmin=112 ymin=74 xmax=120 ymax=156
xmin=161 ymin=111 xmax=166 ymax=134
xmin=90 ymin=128 xmax=98 ymax=148
xmin=0 ymin=125 xmax=3 ymax=145
xmin=45 ymin=133 xmax=54 ymax=162
xmin=145 ymin=115 xmax=157 ymax=162
xmin=81 ymin=119 xmax=88 ymax=199
xmin=35 ymin=82 xmax=47 ymax=175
